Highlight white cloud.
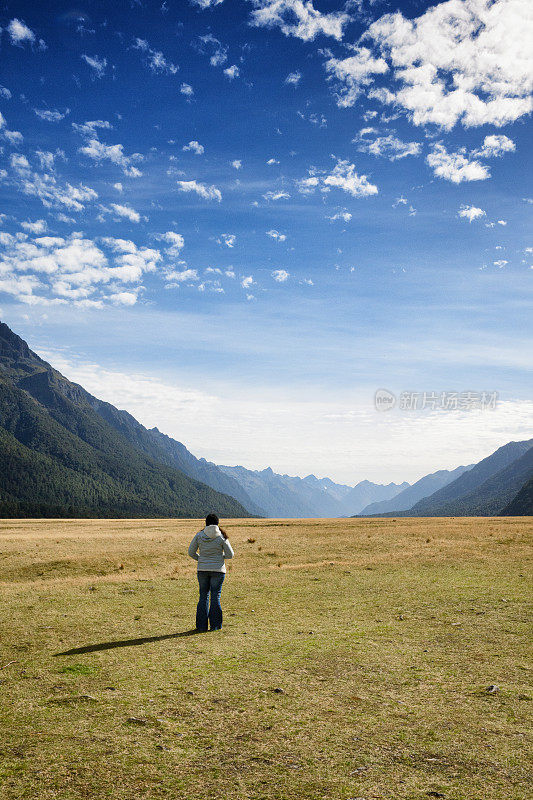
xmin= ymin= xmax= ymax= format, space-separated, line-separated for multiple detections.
xmin=113 ymin=182 xmax=123 ymax=192
xmin=182 ymin=140 xmax=205 ymax=155
xmin=72 ymin=119 xmax=112 ymax=136
xmin=81 ymin=54 xmax=107 ymax=78
xmin=296 ymin=163 xmax=378 ymax=198
xmin=327 ymin=210 xmax=352 ymax=222
xmin=34 ymin=108 xmax=69 ymax=123
xmin=241 ymin=275 xmax=254 ymax=288
xmin=35 ymin=150 xmax=62 ymax=171
xmin=330 ymin=0 xmax=533 ymax=128
xmin=494 ymin=259 xmax=508 ymax=268
xmin=427 ymin=144 xmax=490 ymax=183
xmin=250 ymin=0 xmax=351 ymax=42
xmin=110 ymin=290 xmax=138 ymax=306
xmin=0 ymin=86 xmax=12 ymax=100
xmin=177 ymin=180 xmax=222 ymax=201
xmin=272 ymin=269 xmax=289 ymax=282
xmin=191 ymin=0 xmax=225 ymax=8
xmin=266 ymin=229 xmax=287 ymax=241
xmin=323 ymin=160 xmax=378 ymax=197
xmin=0 ymin=274 xmax=46 ymax=304
xmin=132 ymin=37 xmax=178 ymax=75
xmin=6 ymin=18 xmax=41 ymax=47
xmin=79 ymin=139 xmax=143 ymax=176
xmin=10 ymin=153 xmax=30 ymax=173
xmin=263 ymin=190 xmax=290 ymax=200
xmin=0 ymin=113 xmax=23 ymax=145
xmin=180 ymin=83 xmax=194 ymax=97
xmin=224 ymin=65 xmax=240 ymax=79
xmin=3 ymin=129 xmax=23 ymax=145
xmin=458 ymin=204 xmax=486 ymax=222
xmin=110 ymin=203 xmax=141 ymax=223
xmin=198 ymin=33 xmax=228 ymax=67
xmin=296 ymin=176 xmax=319 ymax=194
xmin=7 ymin=154 xmax=98 ymax=212
xmin=285 ymin=71 xmax=301 ymax=86
xmin=166 ymin=268 xmax=199 ymax=283
xmin=473 ymin=134 xmax=516 ymax=158
xmin=156 ymin=231 xmax=185 ymax=255
xmin=267 ymin=158 xmax=280 ymax=165
xmin=218 ymin=233 xmax=236 ymax=248
xmin=21 ymin=219 xmax=47 ymax=234
xmin=355 ymin=131 xmax=422 ymax=161
xmin=75 ymin=121 xmax=143 ymax=176
xmin=325 ymin=48 xmax=388 ymax=108
xmin=0 ymin=232 xmax=161 ymax=306
xmin=497 ymin=219 xmax=507 ymax=226
xmin=231 ymin=159 xmax=242 ymax=169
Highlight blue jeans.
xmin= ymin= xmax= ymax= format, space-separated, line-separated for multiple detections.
xmin=196 ymin=571 xmax=225 ymax=631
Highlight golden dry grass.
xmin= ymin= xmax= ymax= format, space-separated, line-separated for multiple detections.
xmin=0 ymin=516 xmax=532 ymax=800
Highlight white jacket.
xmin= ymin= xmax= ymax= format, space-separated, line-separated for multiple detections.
xmin=188 ymin=525 xmax=234 ymax=573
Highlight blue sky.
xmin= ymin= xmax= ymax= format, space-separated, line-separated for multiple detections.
xmin=0 ymin=0 xmax=532 ymax=483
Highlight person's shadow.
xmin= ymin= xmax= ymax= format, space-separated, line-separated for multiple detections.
xmin=54 ymin=629 xmax=200 ymax=657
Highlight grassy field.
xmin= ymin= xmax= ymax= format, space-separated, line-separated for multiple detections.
xmin=0 ymin=517 xmax=531 ymax=800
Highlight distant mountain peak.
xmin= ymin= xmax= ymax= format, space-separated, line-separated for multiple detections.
xmin=0 ymin=320 xmax=38 ymax=363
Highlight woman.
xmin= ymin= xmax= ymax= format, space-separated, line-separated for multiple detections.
xmin=188 ymin=513 xmax=234 ymax=632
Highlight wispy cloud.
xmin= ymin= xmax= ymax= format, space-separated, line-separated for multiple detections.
xmin=182 ymin=140 xmax=205 ymax=155
xmin=266 ymin=229 xmax=286 ymax=241
xmin=74 ymin=120 xmax=143 ymax=176
xmin=218 ymin=233 xmax=236 ymax=247
xmin=263 ymin=190 xmax=290 ymax=201
xmin=132 ymin=37 xmax=178 ymax=74
xmin=177 ymin=179 xmax=222 ymax=201
xmin=34 ymin=108 xmax=70 ymax=123
xmin=354 ymin=130 xmax=422 ymax=161
xmin=81 ymin=54 xmax=107 ymax=78
xmin=109 ymin=203 xmax=141 ymax=223
xmin=250 ymin=0 xmax=350 ymax=42
xmin=285 ymin=70 xmax=301 ymax=86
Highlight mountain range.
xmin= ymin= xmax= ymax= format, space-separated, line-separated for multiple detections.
xmin=216 ymin=465 xmax=408 ymax=518
xmin=356 ymin=439 xmax=533 ymax=518
xmin=0 ymin=320 xmax=531 ymax=519
xmin=359 ymin=464 xmax=473 ymax=515
xmin=0 ymin=321 xmax=251 ymax=518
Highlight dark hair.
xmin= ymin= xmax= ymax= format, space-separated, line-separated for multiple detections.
xmin=205 ymin=513 xmax=227 ymax=539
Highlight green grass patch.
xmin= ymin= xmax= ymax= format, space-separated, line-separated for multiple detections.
xmin=58 ymin=663 xmax=99 ymax=676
